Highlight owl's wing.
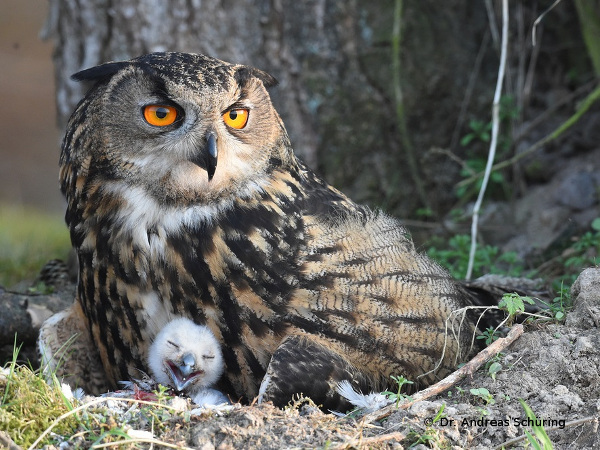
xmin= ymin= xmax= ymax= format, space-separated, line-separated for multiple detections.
xmin=257 ymin=334 xmax=371 ymax=412
xmin=38 ymin=301 xmax=108 ymax=395
xmin=250 ymin=165 xmax=385 ymax=410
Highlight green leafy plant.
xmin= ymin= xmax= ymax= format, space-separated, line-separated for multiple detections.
xmin=456 ymin=156 xmax=508 ymax=201
xmin=457 ymin=95 xmax=519 ymax=202
xmin=153 ymin=383 xmax=173 ymax=404
xmin=536 ymin=283 xmax=571 ymax=323
xmin=487 ymin=361 xmax=503 ymax=381
xmin=405 ymin=404 xmax=448 ymax=449
xmin=550 ymin=218 xmax=600 ymax=290
xmin=476 ymin=327 xmax=505 ymax=381
xmin=477 ymin=326 xmax=499 ymax=346
xmin=427 ymin=234 xmax=523 ymax=279
xmin=498 ymin=292 xmax=535 ymax=325
xmin=447 ymin=386 xmax=468 ymax=400
xmin=460 ymin=119 xmax=492 ymax=147
xmin=470 ymin=387 xmax=496 ymax=418
xmin=470 ymin=387 xmax=495 ymax=406
xmin=383 ymin=375 xmax=414 ymax=408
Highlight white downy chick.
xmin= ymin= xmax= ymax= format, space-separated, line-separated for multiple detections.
xmin=148 ymin=317 xmax=229 ymax=406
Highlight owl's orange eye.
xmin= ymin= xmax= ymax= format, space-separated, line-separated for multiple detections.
xmin=222 ymin=108 xmax=249 ymax=129
xmin=143 ymin=105 xmax=178 ymax=127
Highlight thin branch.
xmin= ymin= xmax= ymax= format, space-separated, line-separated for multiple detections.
xmin=361 ymin=324 xmax=524 ymax=424
xmin=457 ymin=82 xmax=600 ymax=190
xmin=332 ymin=431 xmax=407 ymax=449
xmin=28 ymin=396 xmax=185 ymax=450
xmin=494 ymin=415 xmax=598 ymax=450
xmin=524 ymin=15 xmax=542 ymax=105
xmin=450 ymin=31 xmax=491 ymax=152
xmin=484 ymin=0 xmax=500 ymax=47
xmin=466 ymin=0 xmax=509 ymax=280
xmin=532 ymin=0 xmax=564 ymax=47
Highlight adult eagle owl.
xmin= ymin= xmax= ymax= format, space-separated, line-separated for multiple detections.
xmin=45 ymin=52 xmax=486 ymax=411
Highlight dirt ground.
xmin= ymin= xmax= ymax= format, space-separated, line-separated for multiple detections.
xmin=163 ymin=268 xmax=600 ymax=449
xmin=5 ymin=267 xmax=590 ymax=450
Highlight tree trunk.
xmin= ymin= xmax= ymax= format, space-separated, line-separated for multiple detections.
xmin=45 ymin=0 xmax=560 ymax=217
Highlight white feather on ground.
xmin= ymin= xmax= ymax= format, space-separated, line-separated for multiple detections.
xmin=335 ymin=380 xmax=392 ymax=413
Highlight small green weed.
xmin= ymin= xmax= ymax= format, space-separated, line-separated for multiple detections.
xmin=536 ymin=283 xmax=571 ymax=323
xmin=550 ymin=217 xmax=600 ymax=290
xmin=519 ymin=399 xmax=554 ymax=449
xmin=486 ymin=361 xmax=503 ymax=381
xmin=498 ymin=292 xmax=535 ymax=325
xmin=382 ymin=375 xmax=414 ymax=408
xmin=477 ymin=326 xmax=499 ymax=346
xmin=447 ymin=386 xmax=466 ymax=399
xmin=460 ymin=119 xmax=491 ymax=147
xmin=427 ymin=234 xmax=523 ymax=279
xmin=457 ymin=95 xmax=519 ymax=202
xmin=470 ymin=387 xmax=495 ymax=418
xmin=476 ymin=328 xmax=506 ymax=380
xmin=470 ymin=387 xmax=495 ymax=406
xmin=405 ymin=404 xmax=449 ymax=449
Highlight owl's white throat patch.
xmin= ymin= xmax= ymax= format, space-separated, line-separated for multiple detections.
xmin=108 ymin=184 xmax=234 ymax=234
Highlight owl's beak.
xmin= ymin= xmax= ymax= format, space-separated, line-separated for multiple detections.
xmin=205 ymin=132 xmax=218 ymax=181
xmin=189 ymin=132 xmax=218 ymax=181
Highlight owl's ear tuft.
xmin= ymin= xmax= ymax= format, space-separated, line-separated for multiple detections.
xmin=234 ymin=66 xmax=278 ymax=89
xmin=72 ymin=61 xmax=131 ymax=83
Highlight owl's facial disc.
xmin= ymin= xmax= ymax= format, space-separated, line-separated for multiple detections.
xmin=189 ymin=131 xmax=218 ymax=181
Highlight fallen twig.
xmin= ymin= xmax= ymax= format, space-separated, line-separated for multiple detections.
xmin=92 ymin=437 xmax=194 ymax=450
xmin=494 ymin=415 xmax=598 ymax=450
xmin=332 ymin=431 xmax=407 ymax=450
xmin=28 ymin=396 xmax=185 ymax=450
xmin=362 ymin=323 xmax=524 ymax=424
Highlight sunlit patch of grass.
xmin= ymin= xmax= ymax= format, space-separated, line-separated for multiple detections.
xmin=0 ymin=341 xmax=193 ymax=448
xmin=0 ymin=343 xmax=79 ymax=447
xmin=0 ymin=203 xmax=70 ymax=287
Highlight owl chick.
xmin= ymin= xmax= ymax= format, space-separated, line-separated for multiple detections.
xmin=148 ymin=317 xmax=229 ymax=406
xmin=45 ymin=51 xmax=501 ymax=412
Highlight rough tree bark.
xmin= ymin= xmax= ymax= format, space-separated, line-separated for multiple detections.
xmin=43 ymin=0 xmax=498 ymax=217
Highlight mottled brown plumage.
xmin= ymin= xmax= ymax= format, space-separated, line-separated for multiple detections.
xmin=45 ymin=52 xmax=484 ymax=411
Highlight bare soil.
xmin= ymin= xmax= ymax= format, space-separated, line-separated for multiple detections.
xmin=10 ymin=268 xmax=594 ymax=450
xmin=169 ymin=267 xmax=600 ymax=449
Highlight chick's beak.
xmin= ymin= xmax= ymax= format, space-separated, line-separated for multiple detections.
xmin=180 ymin=353 xmax=196 ymax=377
xmin=166 ymin=352 xmax=203 ymax=392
